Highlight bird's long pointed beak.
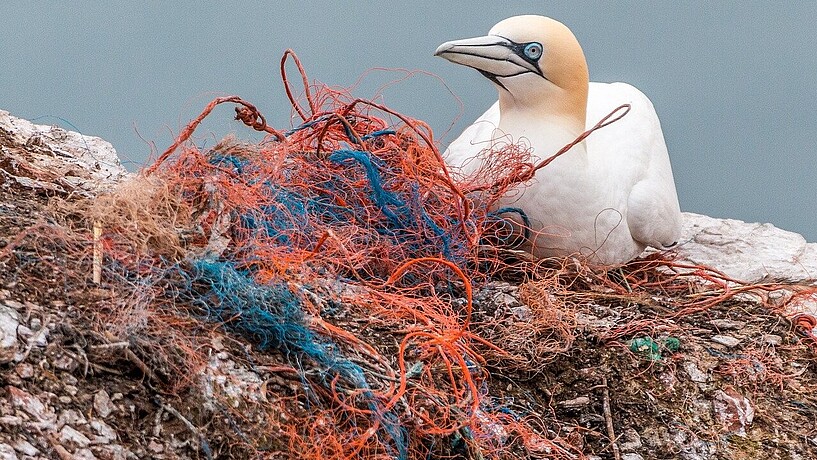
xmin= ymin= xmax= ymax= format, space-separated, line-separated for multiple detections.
xmin=434 ymin=35 xmax=539 ymax=78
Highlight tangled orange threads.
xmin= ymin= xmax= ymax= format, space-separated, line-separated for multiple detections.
xmin=384 ymin=257 xmax=473 ymax=331
xmin=380 ymin=258 xmax=482 ymax=424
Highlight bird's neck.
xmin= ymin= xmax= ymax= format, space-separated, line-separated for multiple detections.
xmin=497 ymin=95 xmax=588 ymax=163
xmin=498 ymin=82 xmax=587 ymax=128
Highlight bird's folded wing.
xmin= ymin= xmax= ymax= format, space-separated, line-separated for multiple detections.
xmin=587 ymin=82 xmax=682 ymax=247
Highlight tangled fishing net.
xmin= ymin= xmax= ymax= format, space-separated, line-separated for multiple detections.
xmin=33 ymin=50 xmax=817 ymax=459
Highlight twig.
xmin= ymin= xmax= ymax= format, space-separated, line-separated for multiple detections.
xmin=89 ymin=341 xmax=130 ymax=351
xmin=87 ymin=361 xmax=124 ymax=376
xmin=92 ymin=220 xmax=102 ymax=284
xmin=123 ymin=347 xmax=159 ymax=383
xmin=100 ymin=331 xmax=161 ymax=382
xmin=71 ymin=343 xmax=90 ymax=377
xmin=155 ymin=396 xmax=213 ymax=460
xmin=602 ymin=376 xmax=621 ymax=460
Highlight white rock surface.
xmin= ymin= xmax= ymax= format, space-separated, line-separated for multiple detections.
xmin=0 ymin=444 xmax=18 ymax=460
xmin=94 ymin=390 xmax=115 ymax=418
xmin=712 ymin=387 xmax=754 ymax=437
xmin=7 ymin=386 xmax=56 ymax=428
xmin=0 ymin=109 xmax=127 ymax=193
xmin=11 ymin=439 xmax=38 ymax=456
xmin=59 ymin=425 xmax=92 ymax=449
xmin=675 ymin=212 xmax=817 ymax=284
xmin=0 ymin=306 xmax=20 ymax=364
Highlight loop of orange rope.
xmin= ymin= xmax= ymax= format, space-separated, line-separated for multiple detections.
xmin=281 ymin=49 xmax=317 ymax=121
xmin=792 ymin=313 xmax=817 ymax=346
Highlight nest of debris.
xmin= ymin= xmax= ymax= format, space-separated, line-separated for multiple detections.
xmin=1 ymin=51 xmax=816 ymax=460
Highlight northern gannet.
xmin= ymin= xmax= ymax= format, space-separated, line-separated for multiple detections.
xmin=435 ymin=15 xmax=682 ymax=266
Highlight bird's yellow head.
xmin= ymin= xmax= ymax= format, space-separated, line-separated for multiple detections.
xmin=436 ymin=15 xmax=589 ymax=128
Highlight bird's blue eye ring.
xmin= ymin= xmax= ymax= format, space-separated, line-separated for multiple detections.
xmin=524 ymin=42 xmax=543 ymax=60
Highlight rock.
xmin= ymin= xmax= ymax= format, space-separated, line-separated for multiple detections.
xmin=491 ymin=291 xmax=520 ymax=309
xmin=90 ymin=419 xmax=117 ymax=444
xmin=559 ymin=396 xmax=590 ymax=408
xmin=73 ymin=448 xmax=99 ymax=460
xmin=709 ymin=319 xmax=745 ymax=330
xmin=712 ymin=386 xmax=754 ymax=437
xmin=94 ymin=390 xmax=114 ymax=418
xmin=0 ymin=305 xmax=20 ymax=364
xmin=147 ymin=440 xmax=164 ymax=454
xmin=7 ymin=387 xmax=55 ymax=427
xmin=509 ymin=305 xmax=532 ymax=321
xmin=0 ymin=444 xmax=18 ymax=460
xmin=1 ymin=300 xmax=24 ymax=311
xmin=0 ymin=416 xmax=22 ymax=427
xmin=14 ymin=363 xmax=33 ymax=379
xmin=97 ymin=444 xmax=136 ymax=460
xmin=684 ymin=361 xmax=709 ymax=383
xmin=622 ymin=454 xmax=644 ymax=460
xmin=58 ymin=408 xmax=87 ymax=428
xmin=675 ymin=212 xmax=817 ymax=284
xmin=59 ymin=425 xmax=92 ymax=449
xmin=710 ymin=335 xmax=741 ymax=348
xmin=13 ymin=325 xmax=31 ymax=341
xmin=762 ymin=334 xmax=783 ymax=346
xmin=11 ymin=439 xmax=38 ymax=456
xmin=619 ymin=427 xmax=643 ymax=452
xmin=202 ymin=353 xmax=265 ymax=411
xmin=17 ymin=323 xmax=49 ymax=349
xmin=62 ymin=373 xmax=78 ymax=385
xmin=52 ymin=353 xmax=78 ymax=371
xmin=0 ymin=443 xmax=18 ymax=460
xmin=0 ymin=110 xmax=127 ymax=194
xmin=30 ymin=326 xmax=49 ymax=348
xmin=671 ymin=429 xmax=718 ymax=460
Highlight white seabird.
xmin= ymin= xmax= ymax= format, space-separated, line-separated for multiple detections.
xmin=435 ymin=15 xmax=682 ymax=266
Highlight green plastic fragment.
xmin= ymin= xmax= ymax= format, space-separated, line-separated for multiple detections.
xmin=662 ymin=337 xmax=681 ymax=351
xmin=629 ymin=337 xmax=659 ymax=353
xmin=629 ymin=337 xmax=661 ymax=360
xmin=628 ymin=336 xmax=681 ymax=361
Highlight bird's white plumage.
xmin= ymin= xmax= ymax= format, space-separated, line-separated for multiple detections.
xmin=438 ymin=16 xmax=682 ymax=265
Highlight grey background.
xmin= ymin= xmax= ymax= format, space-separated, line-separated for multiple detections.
xmin=2 ymin=2 xmax=815 ymax=240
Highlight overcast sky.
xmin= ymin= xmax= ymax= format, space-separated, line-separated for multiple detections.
xmin=2 ymin=2 xmax=816 ymax=240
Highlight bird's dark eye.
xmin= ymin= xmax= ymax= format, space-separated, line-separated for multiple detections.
xmin=524 ymin=42 xmax=543 ymax=60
